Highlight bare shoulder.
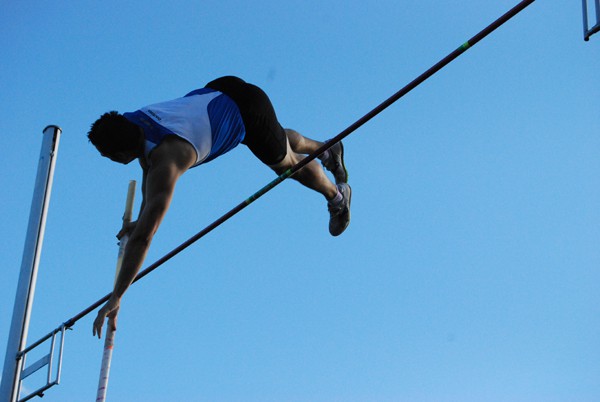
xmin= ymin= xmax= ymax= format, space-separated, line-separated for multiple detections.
xmin=149 ymin=136 xmax=197 ymax=171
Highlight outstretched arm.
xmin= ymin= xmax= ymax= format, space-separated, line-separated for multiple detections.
xmin=93 ymin=139 xmax=195 ymax=338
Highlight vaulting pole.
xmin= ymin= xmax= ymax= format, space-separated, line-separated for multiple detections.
xmin=95 ymin=180 xmax=136 ymax=402
xmin=63 ymin=0 xmax=536 ymax=330
xmin=1 ymin=125 xmax=62 ymax=402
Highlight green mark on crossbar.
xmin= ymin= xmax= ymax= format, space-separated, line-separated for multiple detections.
xmin=245 ymin=168 xmax=293 ymax=205
xmin=459 ymin=41 xmax=471 ymax=51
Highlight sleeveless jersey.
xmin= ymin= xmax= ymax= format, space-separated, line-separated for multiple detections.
xmin=123 ymin=88 xmax=245 ymax=167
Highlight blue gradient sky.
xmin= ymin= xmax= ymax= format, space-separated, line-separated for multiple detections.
xmin=1 ymin=1 xmax=599 ymax=401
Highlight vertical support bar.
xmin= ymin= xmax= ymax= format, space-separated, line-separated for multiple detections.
xmin=0 ymin=125 xmax=62 ymax=402
xmin=584 ymin=0 xmax=600 ymax=40
xmin=96 ymin=180 xmax=136 ymax=402
xmin=583 ymin=0 xmax=590 ymax=38
xmin=46 ymin=331 xmax=57 ymax=384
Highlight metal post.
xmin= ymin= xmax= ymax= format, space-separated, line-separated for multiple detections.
xmin=583 ymin=0 xmax=600 ymax=40
xmin=0 ymin=125 xmax=61 ymax=402
xmin=584 ymin=0 xmax=590 ymax=37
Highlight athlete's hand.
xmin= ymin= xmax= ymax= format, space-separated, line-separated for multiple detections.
xmin=93 ymin=297 xmax=120 ymax=339
xmin=117 ymin=220 xmax=137 ymax=240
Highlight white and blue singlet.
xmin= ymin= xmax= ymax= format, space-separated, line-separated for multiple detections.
xmin=123 ymin=88 xmax=246 ymax=167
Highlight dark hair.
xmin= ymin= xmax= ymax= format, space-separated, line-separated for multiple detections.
xmin=88 ymin=111 xmax=141 ymax=156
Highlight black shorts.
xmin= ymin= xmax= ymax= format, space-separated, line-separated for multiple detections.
xmin=205 ymin=76 xmax=287 ymax=165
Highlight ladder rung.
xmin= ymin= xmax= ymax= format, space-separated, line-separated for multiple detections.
xmin=21 ymin=354 xmax=50 ymax=380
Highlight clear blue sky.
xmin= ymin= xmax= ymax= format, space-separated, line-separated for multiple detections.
xmin=1 ymin=1 xmax=599 ymax=401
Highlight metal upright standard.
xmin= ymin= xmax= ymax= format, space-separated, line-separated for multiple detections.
xmin=0 ymin=126 xmax=62 ymax=402
xmin=583 ymin=0 xmax=600 ymax=40
xmin=95 ymin=180 xmax=136 ymax=402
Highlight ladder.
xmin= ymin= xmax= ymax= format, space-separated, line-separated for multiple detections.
xmin=16 ymin=326 xmax=67 ymax=402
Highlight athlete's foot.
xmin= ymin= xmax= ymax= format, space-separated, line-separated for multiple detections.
xmin=328 ymin=183 xmax=351 ymax=236
xmin=320 ymin=141 xmax=348 ymax=184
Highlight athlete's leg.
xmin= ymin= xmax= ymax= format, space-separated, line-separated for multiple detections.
xmin=269 ymin=136 xmax=337 ymax=200
xmin=285 ymin=128 xmax=348 ymax=184
xmin=232 ymin=80 xmax=351 ymax=235
xmin=269 ymin=139 xmax=351 ymax=236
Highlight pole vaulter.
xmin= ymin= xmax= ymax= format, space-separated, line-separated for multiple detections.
xmin=63 ymin=0 xmax=536 ymax=331
xmin=1 ymin=2 xmax=537 ymax=400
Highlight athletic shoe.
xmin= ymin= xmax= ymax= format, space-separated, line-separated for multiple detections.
xmin=321 ymin=141 xmax=348 ymax=184
xmin=328 ymin=183 xmax=351 ymax=236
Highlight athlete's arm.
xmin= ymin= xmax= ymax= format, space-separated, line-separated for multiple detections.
xmin=93 ymin=138 xmax=196 ymax=338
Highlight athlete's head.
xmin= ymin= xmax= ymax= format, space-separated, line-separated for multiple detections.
xmin=88 ymin=111 xmax=142 ymax=164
